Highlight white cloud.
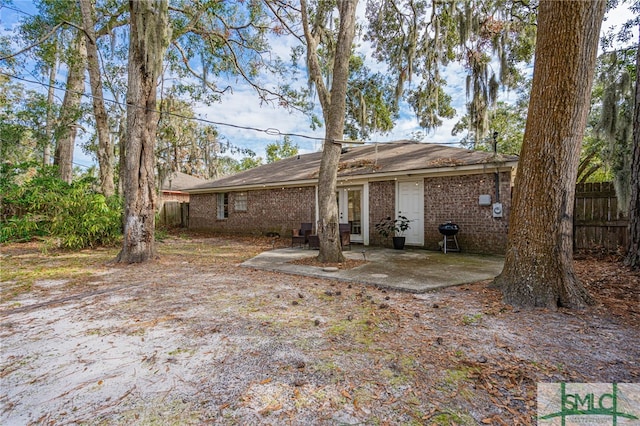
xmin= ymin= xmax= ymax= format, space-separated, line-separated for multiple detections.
xmin=196 ymin=83 xmax=325 ymax=157
xmin=5 ymin=1 xmax=633 ymax=168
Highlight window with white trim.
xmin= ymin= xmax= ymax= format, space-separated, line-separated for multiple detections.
xmin=235 ymin=192 xmax=247 ymax=211
xmin=217 ymin=193 xmax=228 ymax=219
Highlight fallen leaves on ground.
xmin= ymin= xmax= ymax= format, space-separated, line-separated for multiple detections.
xmin=289 ymin=255 xmax=367 ymax=269
xmin=1 ymin=233 xmax=638 ymax=425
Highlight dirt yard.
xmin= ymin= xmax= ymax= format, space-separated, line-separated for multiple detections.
xmin=1 ymin=233 xmax=638 ymax=425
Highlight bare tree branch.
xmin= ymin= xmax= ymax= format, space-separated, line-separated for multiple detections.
xmin=1 ymin=22 xmax=64 ymax=61
xmin=170 ymin=41 xmax=231 ymax=95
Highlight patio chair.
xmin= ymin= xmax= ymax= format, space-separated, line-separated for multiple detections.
xmin=292 ymin=222 xmax=313 ymax=247
xmin=308 ymin=234 xmax=320 ymax=249
xmin=339 ymin=223 xmax=351 ymax=250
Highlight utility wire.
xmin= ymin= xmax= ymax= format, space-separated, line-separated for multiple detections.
xmin=1 ymin=71 xmax=465 ymax=146
xmin=0 ymin=4 xmax=35 ymax=18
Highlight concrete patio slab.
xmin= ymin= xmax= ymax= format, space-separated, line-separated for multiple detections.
xmin=240 ymin=246 xmax=505 ymax=293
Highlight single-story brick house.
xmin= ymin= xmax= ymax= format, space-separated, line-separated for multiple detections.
xmin=186 ymin=141 xmax=518 ymax=254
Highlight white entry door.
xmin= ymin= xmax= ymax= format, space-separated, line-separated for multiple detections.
xmin=397 ymin=180 xmax=424 ymax=246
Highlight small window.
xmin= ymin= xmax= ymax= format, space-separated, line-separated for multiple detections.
xmin=235 ymin=192 xmax=247 ymax=211
xmin=217 ymin=193 xmax=228 ymax=219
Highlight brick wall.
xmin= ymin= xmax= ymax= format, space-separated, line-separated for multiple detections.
xmin=189 ymin=193 xmax=217 ymax=229
xmin=369 ymin=181 xmax=396 ymax=246
xmin=424 ymin=172 xmax=511 ymax=254
xmin=189 ymin=171 xmax=512 ymax=253
xmin=189 ymin=187 xmax=316 ymax=236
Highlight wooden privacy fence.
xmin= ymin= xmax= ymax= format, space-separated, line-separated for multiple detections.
xmin=155 ymin=184 xmax=627 ymax=249
xmin=574 ymin=182 xmax=628 ymax=251
xmin=158 ymin=201 xmax=189 ymax=228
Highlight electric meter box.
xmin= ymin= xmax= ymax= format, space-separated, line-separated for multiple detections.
xmin=492 ymin=202 xmax=503 ymax=218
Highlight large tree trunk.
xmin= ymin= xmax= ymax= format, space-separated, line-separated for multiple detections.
xmin=626 ymin=31 xmax=640 ymax=270
xmin=493 ymin=0 xmax=606 ymax=309
xmin=116 ymin=0 xmax=170 ymax=263
xmin=302 ymin=0 xmax=358 ymax=263
xmin=80 ymin=0 xmax=115 ymax=198
xmin=54 ymin=33 xmax=86 ymax=183
xmin=316 ymin=138 xmax=345 ymax=263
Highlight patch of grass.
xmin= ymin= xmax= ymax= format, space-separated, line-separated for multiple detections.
xmin=461 ymin=313 xmax=483 ymax=325
xmin=430 ymin=410 xmax=476 ymax=425
xmin=168 ymin=347 xmax=194 ymax=357
xmin=104 ymin=397 xmax=205 ymax=425
xmin=85 ymin=328 xmax=109 ymax=337
xmin=1 ymin=282 xmax=32 ymax=300
xmin=293 ymin=336 xmax=322 ymax=351
xmin=311 ymin=360 xmax=341 ymax=377
xmin=322 ymin=299 xmax=388 ymax=349
xmin=386 ymin=369 xmax=411 ymax=386
xmin=351 ymin=385 xmax=378 ymax=407
xmin=436 ymin=366 xmax=481 ymax=401
xmin=325 ymin=315 xmax=378 ymax=348
xmin=399 ymin=354 xmax=418 ymax=371
xmin=442 ymin=367 xmax=476 ymax=386
xmin=158 ymin=240 xmax=260 ymax=264
xmin=1 ymin=245 xmax=118 ymax=299
xmin=311 ymin=388 xmax=327 ymax=401
xmin=125 ymin=327 xmax=146 ymax=337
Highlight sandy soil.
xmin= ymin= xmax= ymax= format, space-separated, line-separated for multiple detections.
xmin=1 ymin=234 xmax=638 ymax=425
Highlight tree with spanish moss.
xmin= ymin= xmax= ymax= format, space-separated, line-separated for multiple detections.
xmin=270 ymin=0 xmax=399 ymax=263
xmin=116 ymin=0 xmax=170 ymax=263
xmin=365 ymin=0 xmax=537 ymax=145
xmin=299 ymin=0 xmax=359 ymax=263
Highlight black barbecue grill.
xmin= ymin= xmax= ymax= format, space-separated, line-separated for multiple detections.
xmin=438 ymin=222 xmax=460 ymax=253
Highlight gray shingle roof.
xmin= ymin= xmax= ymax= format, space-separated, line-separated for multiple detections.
xmin=162 ymin=171 xmax=204 ymax=191
xmin=187 ymin=141 xmax=518 ymax=192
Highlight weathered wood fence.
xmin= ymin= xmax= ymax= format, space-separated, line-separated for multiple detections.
xmin=574 ymin=182 xmax=628 ymax=251
xmin=158 ymin=201 xmax=189 ymax=228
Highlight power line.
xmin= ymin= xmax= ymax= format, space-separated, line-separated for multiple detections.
xmin=0 ymin=4 xmax=35 ymax=18
xmin=1 ymin=71 xmax=339 ymax=143
xmin=1 ymin=71 xmax=465 ymax=146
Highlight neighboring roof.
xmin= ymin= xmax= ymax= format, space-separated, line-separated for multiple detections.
xmin=162 ymin=171 xmax=204 ymax=192
xmin=187 ymin=141 xmax=518 ymax=193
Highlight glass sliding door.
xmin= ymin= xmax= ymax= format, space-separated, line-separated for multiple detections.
xmin=337 ymin=187 xmax=363 ymax=241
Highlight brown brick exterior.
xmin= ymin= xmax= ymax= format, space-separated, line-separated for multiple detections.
xmin=423 ymin=172 xmax=511 ymax=254
xmin=369 ymin=181 xmax=396 ymax=246
xmin=189 ymin=171 xmax=512 ymax=253
xmin=190 ymin=187 xmax=316 ymax=236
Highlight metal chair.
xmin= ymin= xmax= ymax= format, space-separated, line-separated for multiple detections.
xmin=291 ymin=223 xmax=313 ymax=247
xmin=339 ymin=223 xmax=351 ymax=250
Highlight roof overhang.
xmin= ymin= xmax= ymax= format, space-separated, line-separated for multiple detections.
xmin=186 ymin=160 xmax=518 ymax=194
xmin=162 ymin=190 xmax=188 ymax=195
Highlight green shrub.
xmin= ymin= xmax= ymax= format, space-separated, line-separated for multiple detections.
xmin=0 ymin=162 xmax=123 ymax=249
xmin=0 ymin=214 xmax=46 ymax=242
